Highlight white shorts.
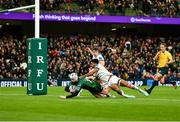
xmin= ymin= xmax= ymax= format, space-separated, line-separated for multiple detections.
xmin=108 ymin=75 xmax=121 ymax=86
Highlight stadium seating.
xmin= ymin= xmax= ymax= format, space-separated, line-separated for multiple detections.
xmin=0 ymin=0 xmax=179 ymax=79
xmin=0 ymin=34 xmax=179 ymax=79
xmin=0 ymin=0 xmax=179 ymax=17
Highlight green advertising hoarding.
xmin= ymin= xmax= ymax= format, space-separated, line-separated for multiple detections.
xmin=27 ymin=38 xmax=48 ymax=95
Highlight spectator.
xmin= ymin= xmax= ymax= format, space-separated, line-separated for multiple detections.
xmin=0 ymin=33 xmax=179 ymax=80
xmin=0 ymin=0 xmax=179 ymax=17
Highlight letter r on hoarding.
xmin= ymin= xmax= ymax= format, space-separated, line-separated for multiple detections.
xmin=28 ymin=56 xmax=32 ymax=63
xmin=37 ymin=56 xmax=44 ymax=63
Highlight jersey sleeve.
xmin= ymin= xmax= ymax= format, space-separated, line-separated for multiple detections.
xmin=167 ymin=51 xmax=172 ymax=60
xmin=94 ymin=64 xmax=100 ymax=71
xmin=75 ymin=84 xmax=82 ymax=93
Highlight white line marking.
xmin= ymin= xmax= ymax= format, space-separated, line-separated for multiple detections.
xmin=0 ymin=93 xmax=180 ymax=102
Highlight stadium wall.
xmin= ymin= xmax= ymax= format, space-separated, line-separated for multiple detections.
xmin=0 ymin=79 xmax=180 ymax=87
xmin=0 ymin=20 xmax=180 ymax=36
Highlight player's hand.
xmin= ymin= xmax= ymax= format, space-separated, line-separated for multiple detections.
xmin=157 ymin=51 xmax=162 ymax=55
xmin=59 ymin=96 xmax=66 ymax=99
xmin=164 ymin=63 xmax=168 ymax=67
xmin=86 ymin=47 xmax=90 ymax=51
xmin=70 ymin=89 xmax=76 ymax=93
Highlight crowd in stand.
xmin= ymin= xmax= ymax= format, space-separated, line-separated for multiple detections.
xmin=0 ymin=33 xmax=179 ymax=80
xmin=0 ymin=35 xmax=27 ymax=79
xmin=0 ymin=0 xmax=179 ymax=17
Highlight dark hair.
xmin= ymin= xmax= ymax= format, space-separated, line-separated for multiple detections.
xmin=91 ymin=59 xmax=99 ymax=64
xmin=93 ymin=48 xmax=99 ymax=51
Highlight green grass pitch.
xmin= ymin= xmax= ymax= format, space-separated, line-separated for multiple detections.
xmin=0 ymin=86 xmax=180 ymax=121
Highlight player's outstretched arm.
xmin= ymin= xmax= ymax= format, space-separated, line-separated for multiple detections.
xmin=86 ymin=47 xmax=94 ymax=56
xmin=80 ymin=68 xmax=98 ymax=78
xmin=154 ymin=51 xmax=161 ymax=60
xmin=59 ymin=92 xmax=79 ymax=99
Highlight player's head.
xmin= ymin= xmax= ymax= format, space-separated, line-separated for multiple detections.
xmin=160 ymin=43 xmax=166 ymax=52
xmin=90 ymin=59 xmax=99 ymax=67
xmin=92 ymin=48 xmax=99 ymax=56
xmin=68 ymin=73 xmax=78 ymax=82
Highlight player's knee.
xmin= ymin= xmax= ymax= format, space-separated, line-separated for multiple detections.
xmin=155 ymin=73 xmax=163 ymax=80
xmin=160 ymin=80 xmax=164 ymax=84
xmin=155 ymin=76 xmax=161 ymax=81
xmin=102 ymin=89 xmax=109 ymax=94
xmin=160 ymin=77 xmax=165 ymax=84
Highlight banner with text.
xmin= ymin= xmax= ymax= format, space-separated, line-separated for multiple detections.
xmin=1 ymin=79 xmax=180 ymax=87
xmin=0 ymin=12 xmax=180 ymax=25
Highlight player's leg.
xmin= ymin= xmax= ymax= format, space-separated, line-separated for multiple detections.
xmin=145 ymin=72 xmax=162 ymax=94
xmin=119 ymin=79 xmax=149 ymax=96
xmin=101 ymin=86 xmax=110 ymax=95
xmin=159 ymin=67 xmax=169 ymax=84
xmin=161 ymin=75 xmax=177 ymax=89
xmin=99 ymin=81 xmax=116 ymax=98
xmin=88 ymin=82 xmax=111 ymax=98
xmin=90 ymin=89 xmax=110 ymax=98
xmin=142 ymin=71 xmax=155 ymax=79
xmin=110 ymin=84 xmax=135 ymax=98
xmin=158 ymin=67 xmax=176 ymax=86
xmin=108 ymin=76 xmax=136 ymax=98
xmin=160 ymin=75 xmax=166 ymax=84
xmin=92 ymin=93 xmax=104 ymax=98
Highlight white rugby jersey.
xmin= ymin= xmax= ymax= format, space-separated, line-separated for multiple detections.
xmin=94 ymin=64 xmax=112 ymax=82
xmin=92 ymin=54 xmax=104 ymax=61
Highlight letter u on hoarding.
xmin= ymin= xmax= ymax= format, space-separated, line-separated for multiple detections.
xmin=36 ymin=83 xmax=44 ymax=91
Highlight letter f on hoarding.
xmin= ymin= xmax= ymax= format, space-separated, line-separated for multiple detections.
xmin=37 ymin=69 xmax=43 ymax=77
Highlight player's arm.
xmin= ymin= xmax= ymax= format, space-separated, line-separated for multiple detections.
xmin=167 ymin=52 xmax=174 ymax=65
xmin=80 ymin=68 xmax=98 ymax=78
xmin=153 ymin=51 xmax=161 ymax=61
xmin=86 ymin=47 xmax=94 ymax=56
xmin=65 ymin=92 xmax=79 ymax=99
xmin=60 ymin=92 xmax=79 ymax=99
xmin=99 ymin=60 xmax=105 ymax=66
xmin=60 ymin=86 xmax=81 ymax=99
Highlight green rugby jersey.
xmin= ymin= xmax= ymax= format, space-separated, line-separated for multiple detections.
xmin=65 ymin=78 xmax=103 ymax=98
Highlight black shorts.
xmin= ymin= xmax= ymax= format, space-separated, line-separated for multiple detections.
xmin=158 ymin=67 xmax=168 ymax=75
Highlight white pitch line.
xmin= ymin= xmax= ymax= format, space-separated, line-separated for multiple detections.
xmin=0 ymin=93 xmax=180 ymax=102
xmin=0 ymin=93 xmax=60 ymax=96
